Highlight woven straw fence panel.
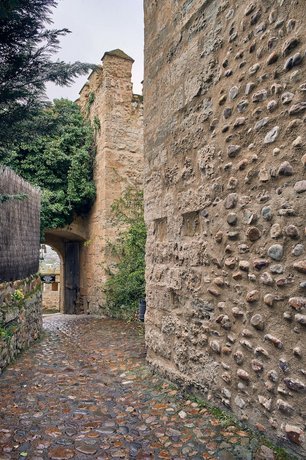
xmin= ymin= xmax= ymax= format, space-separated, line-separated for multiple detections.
xmin=0 ymin=166 xmax=41 ymax=281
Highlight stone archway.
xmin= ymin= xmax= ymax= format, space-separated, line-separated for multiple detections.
xmin=45 ymin=224 xmax=87 ymax=315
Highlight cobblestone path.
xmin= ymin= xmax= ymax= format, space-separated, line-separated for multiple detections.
xmin=0 ymin=315 xmax=289 ymax=459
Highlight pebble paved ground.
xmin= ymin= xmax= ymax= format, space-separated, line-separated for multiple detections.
xmin=0 ymin=315 xmax=293 ymax=459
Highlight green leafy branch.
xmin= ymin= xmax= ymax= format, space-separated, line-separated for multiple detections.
xmin=0 ymin=193 xmax=28 ymax=204
xmin=86 ymin=92 xmax=95 ymax=116
xmin=104 ymin=188 xmax=146 ymax=321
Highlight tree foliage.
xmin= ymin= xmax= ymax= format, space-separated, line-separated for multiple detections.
xmin=104 ymin=189 xmax=146 ymax=320
xmin=0 ymin=0 xmax=95 ymax=146
xmin=0 ymin=99 xmax=96 ymax=235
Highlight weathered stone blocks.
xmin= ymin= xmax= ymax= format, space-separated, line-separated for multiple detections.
xmin=144 ymin=0 xmax=306 ymax=456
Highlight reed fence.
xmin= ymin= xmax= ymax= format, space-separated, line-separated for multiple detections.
xmin=0 ymin=166 xmax=41 ymax=281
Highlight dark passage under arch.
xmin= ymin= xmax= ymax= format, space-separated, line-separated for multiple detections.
xmin=64 ymin=241 xmax=80 ymax=314
xmin=44 ymin=228 xmax=86 ymax=315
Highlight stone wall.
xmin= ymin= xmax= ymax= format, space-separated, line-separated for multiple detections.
xmin=77 ymin=50 xmax=144 ymax=313
xmin=144 ymin=0 xmax=306 ymax=455
xmin=0 ymin=275 xmax=42 ymax=373
xmin=42 ymin=275 xmax=60 ymax=312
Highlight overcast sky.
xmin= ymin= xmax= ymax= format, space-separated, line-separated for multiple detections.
xmin=47 ymin=0 xmax=144 ymax=101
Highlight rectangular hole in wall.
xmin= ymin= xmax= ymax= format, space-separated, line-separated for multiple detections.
xmin=182 ymin=211 xmax=200 ymax=237
xmin=154 ymin=217 xmax=168 ymax=241
xmin=170 ymin=291 xmax=189 ymax=310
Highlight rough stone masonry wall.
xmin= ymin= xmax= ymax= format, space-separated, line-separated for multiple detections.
xmin=77 ymin=51 xmax=144 ymax=313
xmin=144 ymin=0 xmax=306 ymax=455
xmin=0 ymin=276 xmax=42 ymax=373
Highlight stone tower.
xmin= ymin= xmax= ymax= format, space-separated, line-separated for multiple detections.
xmin=77 ymin=49 xmax=144 ymax=313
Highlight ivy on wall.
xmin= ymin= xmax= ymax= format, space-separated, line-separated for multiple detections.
xmin=104 ymin=188 xmax=146 ymax=320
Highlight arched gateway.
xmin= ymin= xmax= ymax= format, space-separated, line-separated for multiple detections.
xmin=45 ymin=222 xmax=87 ymax=314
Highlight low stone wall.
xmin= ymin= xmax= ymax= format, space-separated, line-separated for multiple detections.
xmin=0 ymin=275 xmax=42 ymax=373
xmin=42 ymin=282 xmax=60 ymax=312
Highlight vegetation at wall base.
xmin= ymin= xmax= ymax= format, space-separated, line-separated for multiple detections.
xmin=187 ymin=394 xmax=296 ymax=460
xmin=104 ymin=188 xmax=146 ymax=321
